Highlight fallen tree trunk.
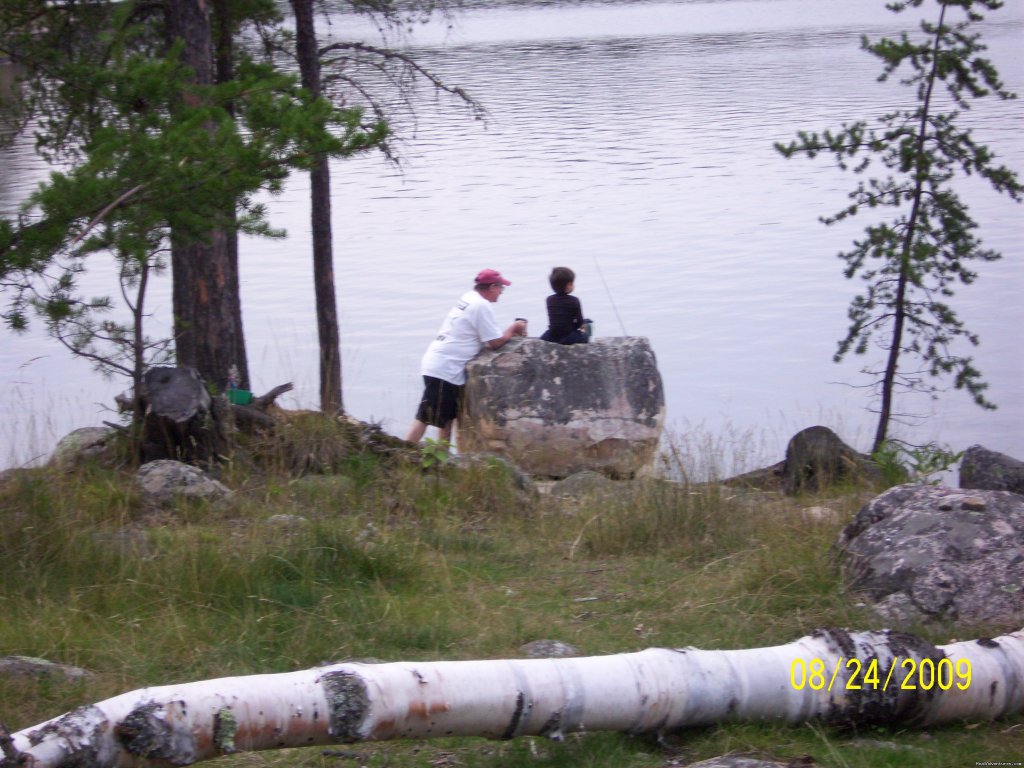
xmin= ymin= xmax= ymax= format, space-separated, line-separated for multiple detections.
xmin=3 ymin=627 xmax=1022 ymax=768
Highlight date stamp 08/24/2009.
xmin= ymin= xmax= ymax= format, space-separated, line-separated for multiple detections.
xmin=788 ymin=656 xmax=973 ymax=692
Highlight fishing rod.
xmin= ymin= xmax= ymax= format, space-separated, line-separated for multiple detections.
xmin=591 ymin=253 xmax=627 ymax=336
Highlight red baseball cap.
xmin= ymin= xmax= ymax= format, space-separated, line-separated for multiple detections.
xmin=475 ymin=268 xmax=511 ymax=286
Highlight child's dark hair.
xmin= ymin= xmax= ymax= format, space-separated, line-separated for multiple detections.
xmin=549 ymin=266 xmax=575 ymax=293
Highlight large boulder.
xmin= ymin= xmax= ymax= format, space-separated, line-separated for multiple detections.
xmin=779 ymin=426 xmax=879 ymax=495
xmin=722 ymin=426 xmax=879 ymax=493
xmin=836 ymin=484 xmax=1024 ymax=626
xmin=459 ymin=337 xmax=664 ymax=478
xmin=959 ymin=444 xmax=1024 ymax=494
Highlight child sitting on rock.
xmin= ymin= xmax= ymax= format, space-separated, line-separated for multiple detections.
xmin=540 ymin=266 xmax=591 ymax=345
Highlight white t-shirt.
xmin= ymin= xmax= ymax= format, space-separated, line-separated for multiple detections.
xmin=421 ymin=289 xmax=502 ymax=385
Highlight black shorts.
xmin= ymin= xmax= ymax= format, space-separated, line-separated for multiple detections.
xmin=415 ymin=376 xmax=463 ymax=428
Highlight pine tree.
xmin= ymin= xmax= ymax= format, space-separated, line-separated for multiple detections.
xmin=775 ymin=0 xmax=1022 ymax=453
xmin=2 ymin=0 xmax=471 ymax=416
xmin=0 ymin=0 xmax=384 ymax=397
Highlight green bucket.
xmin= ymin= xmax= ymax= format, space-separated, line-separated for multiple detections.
xmin=227 ymin=388 xmax=253 ymax=405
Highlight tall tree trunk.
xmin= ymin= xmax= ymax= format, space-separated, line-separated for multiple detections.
xmin=872 ymin=4 xmax=948 ymax=455
xmin=292 ymin=0 xmax=343 ymax=414
xmin=211 ymin=0 xmax=248 ymax=391
xmin=164 ymin=0 xmax=249 ymax=392
xmin=170 ymin=229 xmax=248 ymax=393
xmin=4 ymin=627 xmax=1022 ymax=768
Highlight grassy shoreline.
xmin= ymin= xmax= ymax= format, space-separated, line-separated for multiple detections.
xmin=1 ymin=420 xmax=1019 ymax=767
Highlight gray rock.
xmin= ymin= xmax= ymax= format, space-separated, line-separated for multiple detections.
xmin=0 ymin=655 xmax=90 ymax=680
xmin=136 ymin=459 xmax=231 ymax=505
xmin=959 ymin=444 xmax=1024 ymax=495
xmin=519 ymin=639 xmax=581 ymax=659
xmin=780 ymin=426 xmax=879 ymax=495
xmin=49 ymin=426 xmax=116 ymax=467
xmin=836 ymin=484 xmax=1024 ymax=626
xmin=548 ymin=470 xmax=614 ymax=498
xmin=460 ymin=337 xmax=664 ymax=479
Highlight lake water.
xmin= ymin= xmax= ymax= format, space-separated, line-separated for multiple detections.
xmin=2 ymin=0 xmax=1022 ymax=473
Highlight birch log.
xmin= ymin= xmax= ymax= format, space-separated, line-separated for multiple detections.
xmin=3 ymin=627 xmax=1022 ymax=768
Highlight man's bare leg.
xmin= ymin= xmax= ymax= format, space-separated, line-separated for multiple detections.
xmin=438 ymin=421 xmax=453 ymax=447
xmin=405 ymin=419 xmax=428 ymax=444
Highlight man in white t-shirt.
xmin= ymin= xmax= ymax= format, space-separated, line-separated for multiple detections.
xmin=406 ymin=269 xmax=526 ymax=445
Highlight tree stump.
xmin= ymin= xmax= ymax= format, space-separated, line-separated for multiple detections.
xmin=137 ymin=368 xmax=297 ymax=463
xmin=139 ymin=366 xmax=226 ymax=463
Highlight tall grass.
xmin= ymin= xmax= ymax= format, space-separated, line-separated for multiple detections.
xmin=0 ymin=424 xmax=1019 ymax=768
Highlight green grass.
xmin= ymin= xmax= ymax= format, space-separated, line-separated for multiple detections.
xmin=0 ymin=425 xmax=1020 ymax=768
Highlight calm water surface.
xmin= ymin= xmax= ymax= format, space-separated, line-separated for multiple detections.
xmin=2 ymin=0 xmax=1022 ymax=471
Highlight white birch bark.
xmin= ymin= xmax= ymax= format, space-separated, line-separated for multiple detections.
xmin=3 ymin=627 xmax=1022 ymax=768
